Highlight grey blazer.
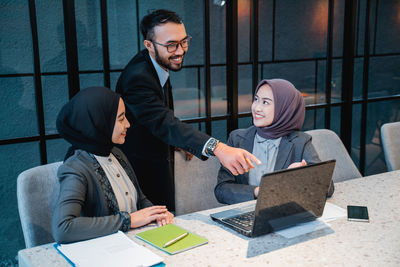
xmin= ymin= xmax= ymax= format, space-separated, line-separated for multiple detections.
xmin=52 ymin=147 xmax=152 ymax=243
xmin=214 ymin=126 xmax=333 ymax=204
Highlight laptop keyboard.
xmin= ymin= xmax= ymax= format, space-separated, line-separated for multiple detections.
xmin=222 ymin=211 xmax=255 ymax=229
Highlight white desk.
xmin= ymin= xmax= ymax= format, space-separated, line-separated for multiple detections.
xmin=19 ymin=170 xmax=400 ymax=266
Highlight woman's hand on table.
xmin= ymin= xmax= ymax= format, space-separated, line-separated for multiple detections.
xmin=288 ymin=159 xmax=307 ymax=169
xmin=130 ymin=206 xmax=168 ymax=228
xmin=156 ymin=211 xmax=174 ymax=226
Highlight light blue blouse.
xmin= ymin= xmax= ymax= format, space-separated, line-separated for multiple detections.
xmin=248 ymin=134 xmax=282 ymax=186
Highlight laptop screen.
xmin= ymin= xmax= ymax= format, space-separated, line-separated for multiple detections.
xmin=252 ymin=160 xmax=336 ymax=235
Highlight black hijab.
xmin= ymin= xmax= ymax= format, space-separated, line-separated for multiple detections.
xmin=56 ymin=87 xmax=120 ymax=159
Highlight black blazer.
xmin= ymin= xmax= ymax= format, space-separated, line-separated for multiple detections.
xmin=116 ymin=50 xmax=210 ymax=210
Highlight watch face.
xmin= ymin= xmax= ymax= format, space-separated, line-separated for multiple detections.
xmin=207 ymin=138 xmax=219 ymax=156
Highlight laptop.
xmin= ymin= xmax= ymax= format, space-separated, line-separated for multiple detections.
xmin=210 ymin=160 xmax=336 ymax=237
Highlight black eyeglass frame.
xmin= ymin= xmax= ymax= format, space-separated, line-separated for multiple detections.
xmin=150 ymin=36 xmax=192 ymax=53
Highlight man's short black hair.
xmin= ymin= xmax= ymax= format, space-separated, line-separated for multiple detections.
xmin=140 ymin=9 xmax=183 ymax=40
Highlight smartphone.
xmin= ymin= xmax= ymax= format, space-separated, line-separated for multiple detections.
xmin=347 ymin=205 xmax=369 ymax=222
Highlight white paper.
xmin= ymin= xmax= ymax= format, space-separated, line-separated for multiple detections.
xmin=56 ymin=231 xmax=163 ymax=267
xmin=275 ymin=202 xmax=346 ymax=239
xmin=320 ymin=202 xmax=347 ymax=222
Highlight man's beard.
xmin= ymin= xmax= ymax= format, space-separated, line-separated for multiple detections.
xmin=154 ymin=46 xmax=185 ymax=72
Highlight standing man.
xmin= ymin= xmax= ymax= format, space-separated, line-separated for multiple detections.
xmin=116 ymin=9 xmax=260 ymax=210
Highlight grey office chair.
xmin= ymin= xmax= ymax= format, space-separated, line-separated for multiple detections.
xmin=305 ymin=129 xmax=362 ymax=182
xmin=17 ymin=161 xmax=62 ymax=248
xmin=174 ymin=151 xmax=224 ymax=215
xmin=381 ymin=121 xmax=400 ymax=171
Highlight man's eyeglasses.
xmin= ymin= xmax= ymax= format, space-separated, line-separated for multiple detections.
xmin=151 ymin=36 xmax=192 ymax=53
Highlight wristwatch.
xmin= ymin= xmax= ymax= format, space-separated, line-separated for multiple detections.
xmin=206 ymin=138 xmax=220 ymax=156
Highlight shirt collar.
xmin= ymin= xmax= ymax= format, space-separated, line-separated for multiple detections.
xmin=149 ymin=53 xmax=169 ymax=87
xmin=255 ymin=133 xmax=282 ymax=148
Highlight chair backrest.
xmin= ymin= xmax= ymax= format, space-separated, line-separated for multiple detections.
xmin=17 ymin=161 xmax=62 ymax=248
xmin=381 ymin=121 xmax=400 ymax=171
xmin=305 ymin=129 xmax=362 ymax=182
xmin=174 ymin=151 xmax=224 ymax=215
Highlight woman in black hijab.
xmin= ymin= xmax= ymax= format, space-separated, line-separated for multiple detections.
xmin=52 ymin=87 xmax=173 ymax=244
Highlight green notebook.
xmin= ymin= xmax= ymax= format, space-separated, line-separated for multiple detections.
xmin=136 ymin=224 xmax=208 ymax=255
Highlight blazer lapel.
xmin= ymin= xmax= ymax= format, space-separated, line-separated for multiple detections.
xmin=274 ymin=135 xmax=293 ymax=170
xmin=241 ymin=126 xmax=257 ymax=152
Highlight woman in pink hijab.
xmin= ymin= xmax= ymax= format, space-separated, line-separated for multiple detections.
xmin=214 ymin=79 xmax=334 ymax=204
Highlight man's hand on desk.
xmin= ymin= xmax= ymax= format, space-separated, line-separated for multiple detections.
xmin=130 ymin=206 xmax=173 ymax=228
xmin=214 ymin=143 xmax=261 ymax=176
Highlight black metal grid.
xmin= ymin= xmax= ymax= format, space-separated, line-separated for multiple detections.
xmin=0 ymin=0 xmax=399 ymax=175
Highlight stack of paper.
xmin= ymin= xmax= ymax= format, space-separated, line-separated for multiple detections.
xmin=54 ymin=231 xmax=163 ymax=267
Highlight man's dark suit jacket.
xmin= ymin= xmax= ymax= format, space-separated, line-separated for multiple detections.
xmin=214 ymin=126 xmax=334 ymax=204
xmin=116 ymin=49 xmax=210 ymax=210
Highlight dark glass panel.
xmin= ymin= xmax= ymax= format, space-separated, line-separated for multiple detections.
xmin=0 ymin=1 xmax=33 ymax=74
xmin=355 ymin=0 xmax=377 ymax=56
xmin=47 ymin=138 xmax=70 ymax=163
xmin=210 ymin=0 xmax=227 ymax=64
xmin=212 ymin=119 xmax=227 ymax=142
xmin=332 ymin=0 xmax=345 ymax=57
xmin=79 ymin=73 xmax=104 ymax=89
xmin=238 ymin=64 xmax=252 ymax=113
xmin=110 ymin=71 xmax=121 ymax=91
xmin=75 ymin=0 xmax=103 ymax=71
xmin=37 ymin=0 xmax=66 ymax=72
xmin=303 ymin=109 xmax=316 ymax=131
xmin=330 ymin=59 xmax=343 ymax=103
xmin=211 ymin=66 xmax=227 ymax=116
xmin=239 ymin=116 xmax=253 ymax=129
xmin=107 ymin=0 xmax=138 ymax=69
xmin=171 ymin=67 xmax=205 ymax=120
xmin=0 ymin=142 xmax=41 ymax=258
xmin=238 ymin=0 xmax=250 ymax=63
xmin=275 ymin=0 xmax=328 ymax=60
xmin=0 ymin=77 xmax=39 ymax=140
xmin=317 ymin=59 xmax=343 ymax=104
xmin=375 ymin=0 xmax=400 ymax=54
xmin=351 ymin=103 xmax=361 ymax=169
xmin=330 ymin=105 xmax=341 ymax=136
xmin=352 ymin=57 xmax=364 ymax=100
xmin=316 ymin=108 xmax=326 ymax=129
xmin=368 ymin=55 xmax=400 ymax=98
xmin=42 ymin=75 xmax=69 ymax=134
xmin=258 ymin=0 xmax=273 ymax=62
